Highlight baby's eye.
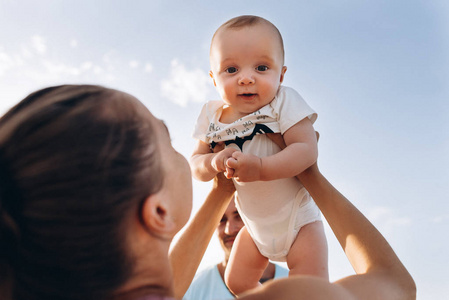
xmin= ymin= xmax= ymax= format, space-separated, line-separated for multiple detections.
xmin=226 ymin=67 xmax=238 ymax=74
xmin=256 ymin=65 xmax=268 ymax=71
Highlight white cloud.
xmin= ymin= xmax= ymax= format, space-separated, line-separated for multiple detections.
xmin=432 ymin=214 xmax=449 ymax=224
xmin=93 ymin=65 xmax=104 ymax=75
xmin=160 ymin=59 xmax=213 ymax=107
xmin=12 ymin=54 xmax=25 ymax=66
xmin=0 ymin=37 xmax=110 ymax=83
xmin=70 ymin=39 xmax=78 ymax=48
xmin=129 ymin=60 xmax=139 ymax=68
xmin=0 ymin=36 xmax=50 ymax=77
xmin=80 ymin=61 xmax=93 ymax=71
xmin=0 ymin=50 xmax=14 ymax=76
xmin=144 ymin=62 xmax=153 ymax=73
xmin=42 ymin=59 xmax=81 ymax=76
xmin=0 ymin=36 xmax=154 ymax=107
xmin=102 ymin=50 xmax=119 ymax=71
xmin=21 ymin=46 xmax=34 ymax=59
xmin=31 ymin=35 xmax=47 ymax=54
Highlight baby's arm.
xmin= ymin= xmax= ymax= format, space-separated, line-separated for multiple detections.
xmin=227 ymin=118 xmax=317 ymax=182
xmin=268 ymin=117 xmax=318 ymax=179
xmin=190 ymin=139 xmax=238 ymax=182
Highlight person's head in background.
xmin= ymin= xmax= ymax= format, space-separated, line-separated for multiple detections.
xmin=209 ymin=15 xmax=287 ymax=120
xmin=217 ymin=197 xmax=244 ymax=262
xmin=213 ymin=196 xmax=279 ymax=284
xmin=0 ymin=85 xmax=192 ymax=299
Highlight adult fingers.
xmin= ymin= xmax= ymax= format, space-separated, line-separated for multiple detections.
xmin=213 ymin=142 xmax=225 ymax=153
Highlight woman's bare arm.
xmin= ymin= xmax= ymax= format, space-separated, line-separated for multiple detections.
xmin=169 ymin=173 xmax=235 ymax=299
xmin=261 ymin=117 xmax=317 ymax=180
xmin=190 ymin=139 xmax=218 ymax=181
xmin=241 ymin=163 xmax=415 ymax=300
xmin=302 ymin=164 xmax=415 ymax=299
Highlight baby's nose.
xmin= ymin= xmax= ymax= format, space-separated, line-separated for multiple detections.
xmin=238 ymin=73 xmax=255 ymax=85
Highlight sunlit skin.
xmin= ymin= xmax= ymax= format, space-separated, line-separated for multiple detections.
xmin=215 ymin=199 xmax=277 ymax=283
xmin=110 ymin=86 xmax=415 ymax=299
xmin=190 ymin=20 xmax=326 ymax=296
xmin=136 ymin=96 xmax=194 ymax=233
xmin=191 ymin=21 xmax=318 ymax=183
xmin=0 ymin=85 xmax=415 ymax=299
xmin=209 ymin=22 xmax=287 ymax=123
xmin=216 ymin=199 xmax=244 ymax=279
xmin=115 ymin=96 xmax=194 ymax=297
xmin=217 ymin=199 xmax=244 ymax=261
xmin=153 ymin=116 xmax=193 ymax=232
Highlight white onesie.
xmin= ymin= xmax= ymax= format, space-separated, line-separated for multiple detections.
xmin=193 ymin=86 xmax=322 ymax=262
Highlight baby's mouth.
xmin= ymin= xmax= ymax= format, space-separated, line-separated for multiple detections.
xmin=239 ymin=93 xmax=256 ymax=98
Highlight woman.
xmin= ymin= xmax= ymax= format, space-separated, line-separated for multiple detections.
xmin=0 ymin=85 xmax=415 ymax=299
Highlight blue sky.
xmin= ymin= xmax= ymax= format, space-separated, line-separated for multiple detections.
xmin=0 ymin=1 xmax=448 ymax=298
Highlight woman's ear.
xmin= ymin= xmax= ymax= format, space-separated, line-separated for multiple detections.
xmin=140 ymin=194 xmax=176 ymax=239
xmin=209 ymin=71 xmax=217 ymax=87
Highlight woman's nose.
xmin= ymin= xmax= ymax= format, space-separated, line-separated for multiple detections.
xmin=225 ymin=219 xmax=242 ymax=235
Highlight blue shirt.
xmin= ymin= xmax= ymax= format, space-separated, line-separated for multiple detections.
xmin=183 ymin=263 xmax=288 ymax=300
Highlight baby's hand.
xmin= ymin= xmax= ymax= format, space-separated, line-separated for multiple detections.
xmin=211 ymin=147 xmax=239 ymax=174
xmin=226 ymin=152 xmax=263 ymax=182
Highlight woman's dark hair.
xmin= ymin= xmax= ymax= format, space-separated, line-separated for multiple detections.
xmin=0 ymin=85 xmax=163 ymax=299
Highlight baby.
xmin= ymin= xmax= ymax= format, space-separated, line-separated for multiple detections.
xmin=191 ymin=15 xmax=328 ymax=295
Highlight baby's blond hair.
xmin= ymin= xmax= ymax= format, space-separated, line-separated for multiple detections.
xmin=211 ymin=15 xmax=285 ymax=62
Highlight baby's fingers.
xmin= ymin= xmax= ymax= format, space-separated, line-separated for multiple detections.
xmin=224 ymin=166 xmax=235 ymax=179
xmin=226 ymin=156 xmax=238 ymax=169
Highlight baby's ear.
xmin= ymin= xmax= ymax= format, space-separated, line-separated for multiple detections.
xmin=209 ymin=71 xmax=217 ymax=87
xmin=280 ymin=66 xmax=287 ymax=83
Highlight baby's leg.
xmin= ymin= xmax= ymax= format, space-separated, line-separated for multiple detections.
xmin=287 ymin=221 xmax=329 ymax=279
xmin=224 ymin=226 xmax=268 ymax=296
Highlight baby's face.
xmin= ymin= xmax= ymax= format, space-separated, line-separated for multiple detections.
xmin=210 ymin=22 xmax=287 ymax=118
